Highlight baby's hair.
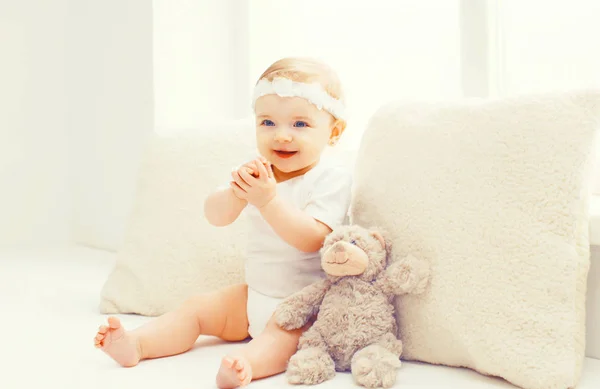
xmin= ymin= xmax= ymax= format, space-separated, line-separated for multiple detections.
xmin=257 ymin=57 xmax=346 ymax=116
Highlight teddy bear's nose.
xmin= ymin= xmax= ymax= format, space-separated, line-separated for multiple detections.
xmin=335 ymin=251 xmax=349 ymax=264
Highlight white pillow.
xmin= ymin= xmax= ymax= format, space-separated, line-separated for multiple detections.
xmin=350 ymin=91 xmax=600 ymax=389
xmin=99 ymin=120 xmax=256 ymax=316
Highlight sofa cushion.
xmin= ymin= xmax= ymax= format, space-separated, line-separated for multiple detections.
xmin=99 ymin=120 xmax=257 ymax=316
xmin=350 ymin=90 xmax=600 ymax=389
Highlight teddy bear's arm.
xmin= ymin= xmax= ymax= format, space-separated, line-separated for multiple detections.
xmin=374 ymin=254 xmax=430 ymax=297
xmin=274 ymin=278 xmax=331 ymax=330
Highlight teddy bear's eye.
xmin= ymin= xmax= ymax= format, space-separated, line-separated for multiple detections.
xmin=350 ymin=239 xmax=357 ymax=245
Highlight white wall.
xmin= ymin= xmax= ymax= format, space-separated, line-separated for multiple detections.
xmin=67 ymin=0 xmax=154 ymax=251
xmin=0 ymin=1 xmax=71 ymax=247
xmin=153 ymin=0 xmax=249 ymax=131
xmin=0 ymin=1 xmax=153 ymax=250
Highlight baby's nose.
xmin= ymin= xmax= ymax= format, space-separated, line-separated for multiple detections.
xmin=274 ymin=128 xmax=293 ymax=143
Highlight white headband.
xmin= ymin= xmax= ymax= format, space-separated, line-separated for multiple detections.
xmin=251 ymin=77 xmax=347 ymax=121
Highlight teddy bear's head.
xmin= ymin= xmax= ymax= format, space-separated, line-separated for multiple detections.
xmin=320 ymin=225 xmax=390 ymax=282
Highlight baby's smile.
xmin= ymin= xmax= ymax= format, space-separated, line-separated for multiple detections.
xmin=273 ymin=149 xmax=298 ymax=159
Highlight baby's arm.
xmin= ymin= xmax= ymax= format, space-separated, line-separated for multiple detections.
xmin=204 ymin=187 xmax=247 ymax=227
xmin=259 ymin=198 xmax=332 ymax=252
xmin=233 ymin=162 xmax=351 ymax=252
xmin=260 ymin=165 xmax=352 ymax=253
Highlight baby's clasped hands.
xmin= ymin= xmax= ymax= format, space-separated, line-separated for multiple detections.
xmin=230 ymin=157 xmax=276 ymax=208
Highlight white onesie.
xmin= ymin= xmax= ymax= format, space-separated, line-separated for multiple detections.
xmin=242 ymin=159 xmax=353 ymax=338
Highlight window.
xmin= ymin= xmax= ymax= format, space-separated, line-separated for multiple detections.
xmin=496 ymin=1 xmax=600 ymax=193
xmin=153 ymin=1 xmax=599 ymax=193
xmin=498 ymin=1 xmax=600 ymax=96
xmin=248 ymin=0 xmax=462 ymax=148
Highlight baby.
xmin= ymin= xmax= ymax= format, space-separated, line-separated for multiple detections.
xmin=93 ymin=57 xmax=353 ymax=388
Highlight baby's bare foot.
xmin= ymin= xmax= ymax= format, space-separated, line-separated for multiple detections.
xmin=94 ymin=316 xmax=141 ymax=367
xmin=216 ymin=355 xmax=253 ymax=389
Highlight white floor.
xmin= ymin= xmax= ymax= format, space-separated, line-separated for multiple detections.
xmin=1 ymin=246 xmax=599 ymax=389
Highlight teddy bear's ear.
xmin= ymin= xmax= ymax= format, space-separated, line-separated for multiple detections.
xmin=371 ymin=231 xmax=386 ymax=249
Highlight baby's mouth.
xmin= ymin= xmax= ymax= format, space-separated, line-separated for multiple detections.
xmin=274 ymin=150 xmax=298 ymax=159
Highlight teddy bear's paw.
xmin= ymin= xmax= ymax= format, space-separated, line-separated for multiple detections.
xmin=351 ymin=345 xmax=401 ymax=388
xmin=274 ymin=304 xmax=306 ymax=330
xmin=286 ymin=348 xmax=335 ymax=385
xmin=403 ymin=255 xmax=431 ymax=295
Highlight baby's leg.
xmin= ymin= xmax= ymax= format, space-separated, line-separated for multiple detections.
xmin=94 ymin=284 xmax=249 ymax=367
xmin=215 ymin=315 xmax=309 ymax=389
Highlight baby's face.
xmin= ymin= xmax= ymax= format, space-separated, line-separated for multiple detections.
xmin=254 ymin=94 xmax=336 ymax=176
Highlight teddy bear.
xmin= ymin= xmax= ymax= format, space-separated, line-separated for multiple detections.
xmin=274 ymin=224 xmax=430 ymax=388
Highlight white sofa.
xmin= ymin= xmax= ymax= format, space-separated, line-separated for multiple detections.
xmin=2 ymin=210 xmax=600 ymax=389
xmin=5 ymin=99 xmax=600 ymax=388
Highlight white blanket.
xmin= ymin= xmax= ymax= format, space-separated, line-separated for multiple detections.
xmin=2 ymin=246 xmax=598 ymax=389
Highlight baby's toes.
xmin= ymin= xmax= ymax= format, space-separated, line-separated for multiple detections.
xmin=236 ymin=361 xmax=252 ymax=385
xmin=95 ymin=331 xmax=106 ymax=343
xmin=238 ymin=371 xmax=250 ymax=386
xmin=237 ymin=369 xmax=246 ymax=381
xmin=94 ymin=333 xmax=105 ymax=347
xmin=233 ymin=360 xmax=244 ymax=373
xmin=94 ymin=324 xmax=110 ymax=345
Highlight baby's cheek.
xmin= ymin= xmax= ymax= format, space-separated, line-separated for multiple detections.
xmin=255 ymin=138 xmax=270 ymax=152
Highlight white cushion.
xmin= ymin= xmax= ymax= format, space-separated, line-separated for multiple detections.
xmin=99 ymin=120 xmax=257 ymax=316
xmin=350 ymin=90 xmax=600 ymax=389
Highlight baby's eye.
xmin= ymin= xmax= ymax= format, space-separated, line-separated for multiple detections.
xmin=261 ymin=119 xmax=275 ymax=126
xmin=293 ymin=121 xmax=308 ymax=128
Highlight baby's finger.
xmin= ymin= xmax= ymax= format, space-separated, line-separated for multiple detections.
xmin=246 ymin=166 xmax=258 ymax=177
xmin=259 ymin=157 xmax=271 ymax=172
xmin=239 ymin=166 xmax=258 ymax=185
xmin=231 ymin=170 xmax=250 ymax=191
xmin=256 ymin=160 xmax=269 ymax=180
xmin=240 ymin=166 xmax=256 ymax=178
xmin=252 ymin=160 xmax=262 ymax=177
xmin=240 ymin=162 xmax=258 ymax=177
xmin=230 ymin=181 xmax=247 ymax=198
xmin=265 ymin=161 xmax=274 ymax=179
